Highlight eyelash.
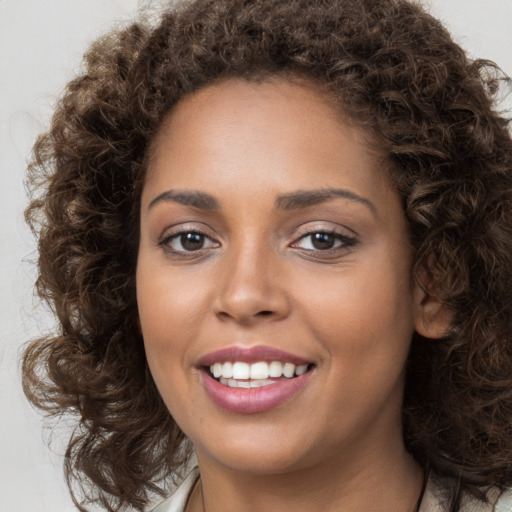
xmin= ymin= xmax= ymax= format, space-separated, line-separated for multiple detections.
xmin=158 ymin=228 xmax=218 ymax=256
xmin=157 ymin=227 xmax=358 ymax=257
xmin=291 ymin=229 xmax=358 ymax=255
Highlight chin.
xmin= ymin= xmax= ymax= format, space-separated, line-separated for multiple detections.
xmin=204 ymin=449 xmax=313 ymax=476
xmin=192 ymin=425 xmax=323 ymax=476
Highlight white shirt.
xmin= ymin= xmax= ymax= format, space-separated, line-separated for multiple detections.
xmin=150 ymin=467 xmax=512 ymax=512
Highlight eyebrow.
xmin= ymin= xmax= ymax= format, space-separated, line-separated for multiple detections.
xmin=148 ymin=190 xmax=220 ymax=211
xmin=147 ymin=187 xmax=376 ymax=215
xmin=275 ymin=188 xmax=377 ymax=214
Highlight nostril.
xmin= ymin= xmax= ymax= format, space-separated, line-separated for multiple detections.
xmin=257 ymin=310 xmax=274 ymax=316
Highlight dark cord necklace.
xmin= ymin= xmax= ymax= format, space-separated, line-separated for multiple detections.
xmin=414 ymin=470 xmax=429 ymax=512
xmin=193 ymin=468 xmax=430 ymax=512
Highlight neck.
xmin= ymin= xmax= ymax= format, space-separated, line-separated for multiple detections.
xmin=188 ymin=434 xmax=423 ymax=512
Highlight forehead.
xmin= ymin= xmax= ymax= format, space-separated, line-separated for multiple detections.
xmin=143 ymin=77 xmax=390 ymax=206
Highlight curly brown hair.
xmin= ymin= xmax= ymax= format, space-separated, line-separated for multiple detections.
xmin=23 ymin=0 xmax=512 ymax=510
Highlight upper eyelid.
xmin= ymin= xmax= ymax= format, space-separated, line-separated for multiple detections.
xmin=291 ymin=231 xmax=357 ymax=247
xmin=292 ymin=222 xmax=359 ymax=239
xmin=162 ymin=229 xmax=214 ymax=242
xmin=159 ymin=222 xmax=216 ymax=240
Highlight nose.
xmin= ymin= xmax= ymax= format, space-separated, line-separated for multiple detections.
xmin=213 ymin=243 xmax=291 ymax=325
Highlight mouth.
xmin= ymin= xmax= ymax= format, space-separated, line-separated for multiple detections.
xmin=206 ymin=360 xmax=314 ymax=388
xmin=198 ymin=346 xmax=316 ymax=414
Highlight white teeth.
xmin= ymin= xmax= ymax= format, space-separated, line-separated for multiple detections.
xmin=219 ymin=377 xmax=277 ymax=388
xmin=250 ymin=362 xmax=269 ymax=379
xmin=222 ymin=361 xmax=233 ymax=378
xmin=212 ymin=363 xmax=223 ymax=378
xmin=269 ymin=361 xmax=283 ymax=377
xmin=295 ymin=364 xmax=308 ymax=376
xmin=250 ymin=379 xmax=274 ymax=388
xmin=232 ymin=362 xmax=250 ymax=379
xmin=283 ymin=363 xmax=296 ymax=378
xmin=210 ymin=360 xmax=310 ymax=381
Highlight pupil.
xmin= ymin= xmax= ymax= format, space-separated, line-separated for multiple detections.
xmin=312 ymin=233 xmax=334 ymax=250
xmin=181 ymin=232 xmax=204 ymax=250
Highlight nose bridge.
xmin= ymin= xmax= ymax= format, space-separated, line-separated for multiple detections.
xmin=214 ymin=231 xmax=288 ymax=323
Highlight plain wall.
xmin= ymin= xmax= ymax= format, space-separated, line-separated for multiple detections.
xmin=0 ymin=1 xmax=510 ymax=510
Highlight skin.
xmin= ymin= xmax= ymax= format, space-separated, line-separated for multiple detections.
xmin=136 ymin=78 xmax=444 ymax=512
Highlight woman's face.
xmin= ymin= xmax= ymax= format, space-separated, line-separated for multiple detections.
xmin=137 ymin=78 xmax=425 ymax=475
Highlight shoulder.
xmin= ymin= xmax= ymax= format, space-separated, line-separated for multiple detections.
xmin=420 ymin=476 xmax=512 ymax=512
xmin=460 ymin=487 xmax=512 ymax=512
xmin=149 ymin=467 xmax=200 ymax=512
xmin=493 ymin=489 xmax=512 ymax=512
xmin=463 ymin=488 xmax=512 ymax=512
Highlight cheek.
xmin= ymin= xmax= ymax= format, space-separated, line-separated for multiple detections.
xmin=291 ymin=252 xmax=415 ymax=371
xmin=299 ymin=271 xmax=413 ymax=335
xmin=136 ymin=259 xmax=204 ymax=395
xmin=137 ymin=278 xmax=195 ymax=426
xmin=136 ymin=253 xmax=225 ymax=418
xmin=137 ymin=259 xmax=209 ymax=341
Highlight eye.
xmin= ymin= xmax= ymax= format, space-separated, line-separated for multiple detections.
xmin=292 ymin=231 xmax=357 ymax=252
xmin=160 ymin=230 xmax=218 ymax=253
xmin=299 ymin=232 xmax=340 ymax=250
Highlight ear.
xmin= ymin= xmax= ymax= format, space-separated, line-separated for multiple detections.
xmin=413 ymin=272 xmax=453 ymax=339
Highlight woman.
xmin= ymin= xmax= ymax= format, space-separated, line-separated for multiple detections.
xmin=23 ymin=0 xmax=512 ymax=511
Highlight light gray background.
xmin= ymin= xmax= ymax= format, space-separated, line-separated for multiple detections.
xmin=1 ymin=1 xmax=511 ymax=510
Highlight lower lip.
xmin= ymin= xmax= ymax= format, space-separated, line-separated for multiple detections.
xmin=200 ymin=371 xmax=312 ymax=414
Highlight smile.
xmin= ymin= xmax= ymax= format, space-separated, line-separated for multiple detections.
xmin=199 ymin=347 xmax=315 ymax=413
xmin=210 ymin=361 xmax=309 ymax=382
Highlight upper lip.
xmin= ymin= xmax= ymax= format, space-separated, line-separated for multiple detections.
xmin=198 ymin=345 xmax=312 ymax=367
